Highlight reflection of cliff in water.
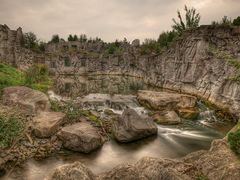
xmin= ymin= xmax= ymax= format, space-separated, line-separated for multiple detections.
xmin=52 ymin=75 xmax=153 ymax=97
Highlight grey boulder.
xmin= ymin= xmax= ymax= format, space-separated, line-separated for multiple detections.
xmin=112 ymin=108 xmax=157 ymax=142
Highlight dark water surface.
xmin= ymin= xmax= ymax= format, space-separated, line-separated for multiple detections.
xmin=4 ymin=75 xmax=235 ymax=180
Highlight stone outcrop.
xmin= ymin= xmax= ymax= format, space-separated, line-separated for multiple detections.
xmin=57 ymin=122 xmax=103 ymax=153
xmin=2 ymin=86 xmax=50 ymax=114
xmin=32 ymin=111 xmax=65 ymax=138
xmin=137 ymin=90 xmax=197 ymax=111
xmin=112 ymin=108 xmax=157 ymax=142
xmin=137 ymin=90 xmax=199 ymax=120
xmin=183 ymin=139 xmax=240 ymax=180
xmin=45 ymin=162 xmax=96 ymax=180
xmin=152 ymin=111 xmax=181 ymax=125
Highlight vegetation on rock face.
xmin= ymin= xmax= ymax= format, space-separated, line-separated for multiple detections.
xmin=233 ymin=16 xmax=240 ymax=26
xmin=172 ymin=5 xmax=201 ymax=34
xmin=0 ymin=63 xmax=51 ymax=92
xmin=0 ymin=112 xmax=24 ymax=148
xmin=0 ymin=63 xmax=25 ymax=90
xmin=228 ymin=128 xmax=240 ymax=155
xmin=25 ymin=64 xmax=52 ymax=92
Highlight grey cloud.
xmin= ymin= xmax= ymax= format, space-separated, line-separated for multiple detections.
xmin=0 ymin=0 xmax=239 ymax=42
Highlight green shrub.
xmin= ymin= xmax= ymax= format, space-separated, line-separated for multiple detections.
xmin=25 ymin=64 xmax=51 ymax=92
xmin=0 ymin=113 xmax=24 ymax=148
xmin=228 ymin=129 xmax=240 ymax=155
xmin=50 ymin=100 xmax=81 ymax=122
xmin=0 ymin=63 xmax=25 ymax=90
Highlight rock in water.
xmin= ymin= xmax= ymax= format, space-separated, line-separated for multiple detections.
xmin=45 ymin=162 xmax=96 ymax=180
xmin=112 ymin=108 xmax=157 ymax=142
xmin=137 ymin=90 xmax=199 ymax=119
xmin=57 ymin=122 xmax=103 ymax=153
xmin=152 ymin=111 xmax=181 ymax=125
xmin=2 ymin=86 xmax=50 ymax=114
xmin=33 ymin=111 xmax=65 ymax=138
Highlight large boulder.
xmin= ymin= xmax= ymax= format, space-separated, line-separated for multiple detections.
xmin=32 ymin=111 xmax=65 ymax=138
xmin=57 ymin=122 xmax=103 ymax=153
xmin=137 ymin=90 xmax=199 ymax=119
xmin=98 ymin=157 xmax=192 ymax=180
xmin=45 ymin=162 xmax=96 ymax=180
xmin=2 ymin=86 xmax=50 ymax=114
xmin=112 ymin=108 xmax=157 ymax=142
xmin=183 ymin=139 xmax=240 ymax=180
xmin=152 ymin=111 xmax=181 ymax=125
xmin=98 ymin=164 xmax=144 ymax=180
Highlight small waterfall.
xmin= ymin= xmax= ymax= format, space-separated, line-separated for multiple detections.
xmin=197 ymin=100 xmax=219 ymax=127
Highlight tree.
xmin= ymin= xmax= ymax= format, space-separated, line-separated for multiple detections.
xmin=68 ymin=34 xmax=74 ymax=41
xmin=73 ymin=35 xmax=78 ymax=41
xmin=24 ymin=32 xmax=38 ymax=49
xmin=221 ymin=16 xmax=232 ymax=25
xmin=80 ymin=34 xmax=87 ymax=42
xmin=172 ymin=5 xmax=200 ymax=34
xmin=50 ymin=34 xmax=60 ymax=43
xmin=233 ymin=16 xmax=240 ymax=26
xmin=158 ymin=31 xmax=177 ymax=48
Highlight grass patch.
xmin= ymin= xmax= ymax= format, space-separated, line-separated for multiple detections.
xmin=0 ymin=63 xmax=52 ymax=93
xmin=0 ymin=63 xmax=25 ymax=90
xmin=0 ymin=113 xmax=24 ymax=148
xmin=50 ymin=100 xmax=81 ymax=122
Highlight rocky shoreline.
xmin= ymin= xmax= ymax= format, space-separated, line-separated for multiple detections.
xmin=0 ymin=86 xmax=239 ymax=180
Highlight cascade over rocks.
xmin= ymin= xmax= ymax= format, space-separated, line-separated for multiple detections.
xmin=57 ymin=122 xmax=104 ymax=153
xmin=2 ymin=86 xmax=50 ymax=115
xmin=112 ymin=108 xmax=157 ymax=142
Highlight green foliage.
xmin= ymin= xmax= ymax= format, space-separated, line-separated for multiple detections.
xmin=24 ymin=32 xmax=46 ymax=53
xmin=221 ymin=16 xmax=232 ymax=25
xmin=68 ymin=34 xmax=78 ymax=41
xmin=79 ymin=34 xmax=87 ymax=42
xmin=158 ymin=31 xmax=178 ymax=48
xmin=50 ymin=100 xmax=82 ymax=122
xmin=233 ymin=16 xmax=240 ymax=26
xmin=196 ymin=175 xmax=209 ymax=180
xmin=228 ymin=129 xmax=240 ymax=155
xmin=140 ymin=39 xmax=161 ymax=55
xmin=25 ymin=64 xmax=51 ymax=92
xmin=0 ymin=63 xmax=25 ymax=90
xmin=172 ymin=5 xmax=200 ymax=34
xmin=0 ymin=113 xmax=24 ymax=148
xmin=50 ymin=34 xmax=60 ymax=43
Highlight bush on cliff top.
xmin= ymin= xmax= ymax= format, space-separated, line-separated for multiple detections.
xmin=228 ymin=129 xmax=240 ymax=155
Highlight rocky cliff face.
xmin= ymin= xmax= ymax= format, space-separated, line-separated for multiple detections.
xmin=1 ymin=24 xmax=240 ymax=118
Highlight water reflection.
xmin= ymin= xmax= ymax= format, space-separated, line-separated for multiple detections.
xmin=52 ymin=75 xmax=152 ymax=98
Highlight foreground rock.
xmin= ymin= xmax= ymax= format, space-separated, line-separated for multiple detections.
xmin=45 ymin=162 xmax=96 ymax=180
xmin=152 ymin=111 xmax=181 ymax=125
xmin=2 ymin=86 xmax=50 ymax=114
xmin=58 ymin=122 xmax=103 ymax=153
xmin=33 ymin=111 xmax=65 ymax=138
xmin=112 ymin=108 xmax=157 ymax=142
xmin=183 ymin=139 xmax=240 ymax=180
xmin=137 ymin=90 xmax=199 ymax=119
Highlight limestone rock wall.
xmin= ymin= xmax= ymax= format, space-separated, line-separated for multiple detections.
xmin=1 ymin=24 xmax=240 ymax=117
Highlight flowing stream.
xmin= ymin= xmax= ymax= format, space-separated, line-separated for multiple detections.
xmin=4 ymin=75 xmax=235 ymax=180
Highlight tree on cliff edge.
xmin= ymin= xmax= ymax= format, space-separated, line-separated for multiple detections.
xmin=172 ymin=5 xmax=200 ymax=34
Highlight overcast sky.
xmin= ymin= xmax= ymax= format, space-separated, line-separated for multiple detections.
xmin=0 ymin=0 xmax=239 ymax=42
